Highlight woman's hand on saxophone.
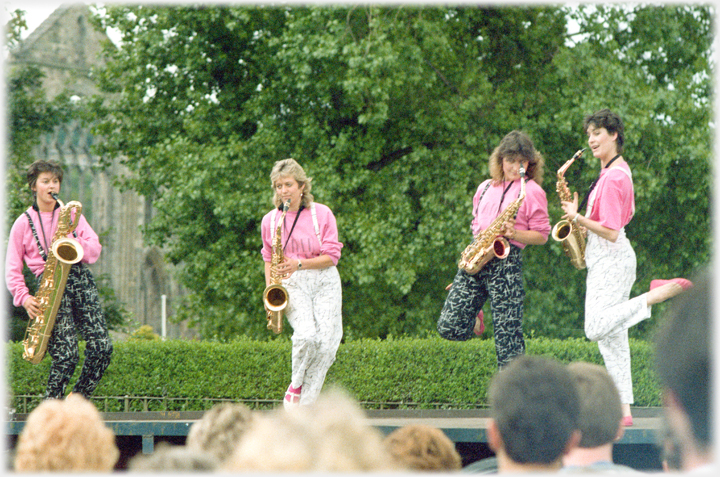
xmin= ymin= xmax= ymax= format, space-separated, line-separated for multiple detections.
xmin=276 ymin=258 xmax=300 ymax=277
xmin=23 ymin=296 xmax=40 ymax=320
xmin=561 ymin=191 xmax=579 ymax=221
xmin=502 ymin=218 xmax=517 ymax=239
xmin=561 ymin=191 xmax=590 ymax=237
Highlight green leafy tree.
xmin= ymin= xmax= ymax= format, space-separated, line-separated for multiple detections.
xmin=88 ymin=4 xmax=712 ymax=341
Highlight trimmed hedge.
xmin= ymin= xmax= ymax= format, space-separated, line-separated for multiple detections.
xmin=7 ymin=336 xmax=662 ymax=412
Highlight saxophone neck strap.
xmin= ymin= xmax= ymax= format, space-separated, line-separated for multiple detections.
xmin=579 ymin=154 xmax=620 ymax=212
xmin=496 ymin=181 xmax=515 ymax=216
xmin=270 ymin=203 xmax=322 ymax=249
xmin=24 ymin=211 xmax=47 ymax=261
xmin=283 ymin=206 xmax=304 ymax=252
xmin=474 ymin=180 xmax=519 ymax=223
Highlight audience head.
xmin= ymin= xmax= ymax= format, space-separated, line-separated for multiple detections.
xmin=654 ymin=268 xmax=712 ymax=470
xmin=223 ymin=388 xmax=397 ymax=472
xmin=487 ymin=355 xmax=580 ymax=471
xmin=128 ymin=442 xmax=218 ymax=472
xmin=185 ymin=402 xmax=255 ymax=464
xmin=14 ymin=394 xmax=119 ymax=472
xmin=659 ymin=416 xmax=683 ymax=472
xmin=384 ymin=423 xmax=462 ymax=471
xmin=567 ymin=361 xmax=623 ymax=448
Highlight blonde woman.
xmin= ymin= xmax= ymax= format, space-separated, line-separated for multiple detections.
xmin=261 ymin=158 xmax=343 ymax=409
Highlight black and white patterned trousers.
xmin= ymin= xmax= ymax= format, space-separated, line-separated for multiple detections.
xmin=41 ymin=263 xmax=113 ymax=399
xmin=437 ymin=246 xmax=525 ymax=368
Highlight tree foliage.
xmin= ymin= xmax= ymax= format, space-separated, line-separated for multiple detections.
xmin=5 ymin=9 xmax=74 ymax=222
xmin=87 ymin=4 xmax=713 ymax=340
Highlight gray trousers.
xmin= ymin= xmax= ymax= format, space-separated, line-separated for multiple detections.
xmin=584 ymin=229 xmax=651 ymax=404
xmin=283 ymin=266 xmax=343 ymax=405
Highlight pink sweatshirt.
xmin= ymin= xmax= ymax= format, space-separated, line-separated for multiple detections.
xmin=261 ymin=202 xmax=343 ymax=265
xmin=470 ymin=178 xmax=551 ymax=249
xmin=5 ymin=206 xmax=102 ymax=308
xmin=586 ymin=162 xmax=635 ymax=231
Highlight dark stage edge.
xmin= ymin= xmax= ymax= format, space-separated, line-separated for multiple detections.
xmin=7 ymin=407 xmax=664 ymax=454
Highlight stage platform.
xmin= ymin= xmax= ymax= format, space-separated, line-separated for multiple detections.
xmin=6 ymin=407 xmax=666 ymax=470
xmin=7 ymin=406 xmax=664 ymax=451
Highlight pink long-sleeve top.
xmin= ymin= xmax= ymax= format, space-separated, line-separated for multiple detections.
xmin=261 ymin=202 xmax=343 ymax=265
xmin=586 ymin=162 xmax=635 ymax=231
xmin=5 ymin=206 xmax=102 ymax=308
xmin=470 ymin=178 xmax=551 ymax=249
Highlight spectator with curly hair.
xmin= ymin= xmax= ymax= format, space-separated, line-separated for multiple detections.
xmin=384 ymin=424 xmax=462 ymax=471
xmin=185 ymin=402 xmax=255 ymax=464
xmin=223 ymin=388 xmax=397 ymax=472
xmin=14 ymin=393 xmax=118 ymax=472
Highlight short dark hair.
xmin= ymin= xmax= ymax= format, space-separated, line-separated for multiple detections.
xmin=489 ymin=355 xmax=580 ymax=465
xmin=654 ymin=269 xmax=711 ymax=450
xmin=583 ymin=109 xmax=625 ymax=153
xmin=27 ymin=160 xmax=64 ymax=191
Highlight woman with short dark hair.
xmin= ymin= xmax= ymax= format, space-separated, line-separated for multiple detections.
xmin=561 ymin=109 xmax=692 ymax=426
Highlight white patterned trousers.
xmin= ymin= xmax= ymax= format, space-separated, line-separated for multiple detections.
xmin=283 ymin=266 xmax=343 ymax=405
xmin=584 ymin=229 xmax=651 ymax=404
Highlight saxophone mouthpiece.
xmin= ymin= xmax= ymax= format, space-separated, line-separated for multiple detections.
xmin=519 ymin=167 xmax=526 ymax=178
xmin=573 ymin=148 xmax=587 ymax=160
xmin=50 ymin=192 xmax=59 ymax=201
xmin=282 ymin=200 xmax=291 ymax=212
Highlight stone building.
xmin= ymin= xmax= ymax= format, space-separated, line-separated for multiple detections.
xmin=7 ymin=4 xmax=193 ymax=339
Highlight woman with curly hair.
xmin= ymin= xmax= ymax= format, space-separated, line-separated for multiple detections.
xmin=437 ymin=130 xmax=550 ymax=369
xmin=261 ymin=158 xmax=343 ymax=409
xmin=14 ymin=393 xmax=119 ymax=471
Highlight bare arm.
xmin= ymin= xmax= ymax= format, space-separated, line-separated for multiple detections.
xmin=275 ymin=255 xmax=334 ymax=277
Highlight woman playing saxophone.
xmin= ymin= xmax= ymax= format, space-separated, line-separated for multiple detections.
xmin=5 ymin=160 xmax=112 ymax=399
xmin=560 ymin=109 xmax=692 ymax=426
xmin=437 ymin=131 xmax=551 ymax=369
xmin=260 ymin=158 xmax=343 ymax=410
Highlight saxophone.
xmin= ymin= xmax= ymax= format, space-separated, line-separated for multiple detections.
xmin=263 ymin=200 xmax=291 ymax=334
xmin=458 ymin=168 xmax=526 ymax=275
xmin=551 ymin=148 xmax=587 ymax=270
xmin=22 ymin=193 xmax=84 ymax=364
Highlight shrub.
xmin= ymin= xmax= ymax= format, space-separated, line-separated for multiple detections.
xmin=6 ymin=336 xmax=661 ymax=412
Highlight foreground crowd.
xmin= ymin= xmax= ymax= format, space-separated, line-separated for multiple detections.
xmin=10 ymin=270 xmax=711 ymax=473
